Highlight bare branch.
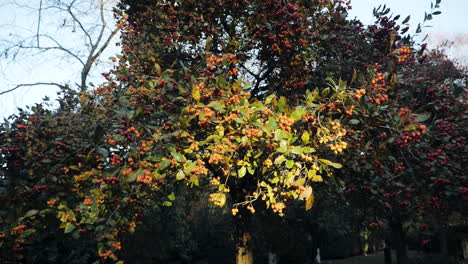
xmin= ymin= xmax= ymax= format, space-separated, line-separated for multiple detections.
xmin=79 ymin=0 xmax=118 ymax=91
xmin=0 ymin=0 xmax=119 ymax=97
xmin=36 ymin=0 xmax=43 ymax=47
xmin=0 ymin=82 xmax=66 ymax=96
xmin=12 ymin=34 xmax=85 ymax=66
xmin=67 ymin=0 xmax=94 ymax=46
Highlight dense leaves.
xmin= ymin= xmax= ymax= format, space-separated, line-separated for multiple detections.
xmin=1 ymin=0 xmax=466 ymax=263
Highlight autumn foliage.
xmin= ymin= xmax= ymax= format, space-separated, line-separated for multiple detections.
xmin=0 ymin=0 xmax=466 ymax=263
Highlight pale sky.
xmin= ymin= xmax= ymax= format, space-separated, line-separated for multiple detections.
xmin=1 ymin=0 xmax=467 ymax=120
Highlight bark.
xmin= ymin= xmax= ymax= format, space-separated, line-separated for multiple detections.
xmin=236 ymin=231 xmax=253 ymax=264
xmin=440 ymin=227 xmax=448 ymax=255
xmin=462 ymin=237 xmax=468 ymax=261
xmin=391 ymin=221 xmax=409 ymax=264
xmin=235 ymin=212 xmax=253 ymax=264
xmin=384 ymin=239 xmax=392 ymax=264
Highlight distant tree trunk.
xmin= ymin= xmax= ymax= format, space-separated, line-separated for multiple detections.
xmin=391 ymin=221 xmax=409 ymax=264
xmin=440 ymin=227 xmax=448 ymax=256
xmin=462 ymin=237 xmax=468 ymax=262
xmin=235 ymin=212 xmax=253 ymax=264
xmin=267 ymin=252 xmax=278 ymax=264
xmin=384 ymin=239 xmax=392 ymax=264
xmin=360 ymin=228 xmax=370 ymax=256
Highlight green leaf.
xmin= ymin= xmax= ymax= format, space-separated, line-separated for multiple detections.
xmin=238 ymin=166 xmax=246 ymax=178
xmin=265 ymin=94 xmax=276 ymax=105
xmin=349 ymin=119 xmax=360 ymax=125
xmin=217 ymin=76 xmax=227 ymax=89
xmin=306 ymin=89 xmax=319 ymax=105
xmin=24 ymin=209 xmax=39 ymax=218
xmin=308 ymin=169 xmax=316 ymax=179
xmin=158 ymin=159 xmax=171 ymax=170
xmin=291 ymin=146 xmax=303 ymax=154
xmin=64 ymin=224 xmax=75 ymax=234
xmin=286 ymin=160 xmax=294 ymax=169
xmin=278 ymin=96 xmax=287 ymax=112
xmin=168 ymin=192 xmax=176 ymax=201
xmin=302 ymin=147 xmax=316 ymax=153
xmin=415 ymin=113 xmax=431 ymax=122
xmin=127 ymin=169 xmax=143 ymax=183
xmin=321 ymin=87 xmax=330 ymax=97
xmin=96 ymin=147 xmax=109 ymax=159
xmin=267 ymin=118 xmax=278 ymax=131
xmin=162 ymin=201 xmax=173 ymax=207
xmin=291 ymin=109 xmax=306 ymax=121
xmin=208 ymin=101 xmax=225 ymax=112
xmin=171 ymin=152 xmax=186 ymax=163
xmin=274 ymin=129 xmax=288 ymax=141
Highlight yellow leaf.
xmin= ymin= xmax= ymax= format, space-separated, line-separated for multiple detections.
xmin=299 ymin=186 xmax=313 ymax=200
xmin=233 ymin=82 xmax=242 ymax=93
xmin=154 ymin=63 xmax=161 ymax=75
xmin=312 ymin=174 xmax=323 ymax=182
xmin=192 ymin=83 xmax=202 ymax=101
xmin=305 ymin=193 xmax=315 ymax=211
xmin=301 ymin=131 xmax=310 ymax=144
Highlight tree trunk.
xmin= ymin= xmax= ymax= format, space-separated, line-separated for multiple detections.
xmin=440 ymin=228 xmax=448 ymax=256
xmin=235 ymin=212 xmax=253 ymax=264
xmin=236 ymin=231 xmax=253 ymax=264
xmin=360 ymin=228 xmax=369 ymax=256
xmin=391 ymin=221 xmax=409 ymax=264
xmin=384 ymin=239 xmax=392 ymax=264
xmin=462 ymin=237 xmax=468 ymax=262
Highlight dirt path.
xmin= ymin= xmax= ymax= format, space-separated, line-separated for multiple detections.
xmin=322 ymin=251 xmax=386 ymax=264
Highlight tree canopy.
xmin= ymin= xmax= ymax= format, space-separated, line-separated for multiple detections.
xmin=1 ymin=0 xmax=466 ymax=264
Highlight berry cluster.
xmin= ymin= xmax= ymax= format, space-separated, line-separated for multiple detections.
xmin=246 ymin=205 xmax=255 ymax=213
xmin=209 ymin=193 xmax=226 ymax=207
xmin=397 ymin=46 xmax=411 ymax=63
xmin=370 ymin=73 xmax=386 ymax=91
xmin=271 ymin=202 xmax=286 ymax=214
xmin=395 ymin=124 xmax=426 ymax=148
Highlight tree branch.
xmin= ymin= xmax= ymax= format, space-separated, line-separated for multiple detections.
xmin=0 ymin=82 xmax=66 ymax=96
xmin=67 ymin=0 xmax=94 ymax=47
xmin=79 ymin=0 xmax=118 ymax=91
xmin=36 ymin=0 xmax=43 ymax=47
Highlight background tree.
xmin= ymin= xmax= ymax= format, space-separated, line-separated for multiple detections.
xmin=0 ymin=0 xmax=119 ymax=97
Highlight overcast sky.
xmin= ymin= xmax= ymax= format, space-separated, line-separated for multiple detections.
xmin=1 ymin=0 xmax=467 ymax=120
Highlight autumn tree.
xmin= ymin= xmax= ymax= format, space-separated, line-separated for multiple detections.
xmin=2 ymin=1 xmax=463 ymax=264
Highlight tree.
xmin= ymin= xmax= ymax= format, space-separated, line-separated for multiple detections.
xmin=1 ymin=0 xmax=465 ymax=264
xmin=0 ymin=0 xmax=119 ymax=96
xmin=338 ymin=5 xmax=467 ymax=263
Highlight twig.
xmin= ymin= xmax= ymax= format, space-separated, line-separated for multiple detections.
xmin=36 ymin=0 xmax=43 ymax=47
xmin=0 ymin=82 xmax=66 ymax=96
